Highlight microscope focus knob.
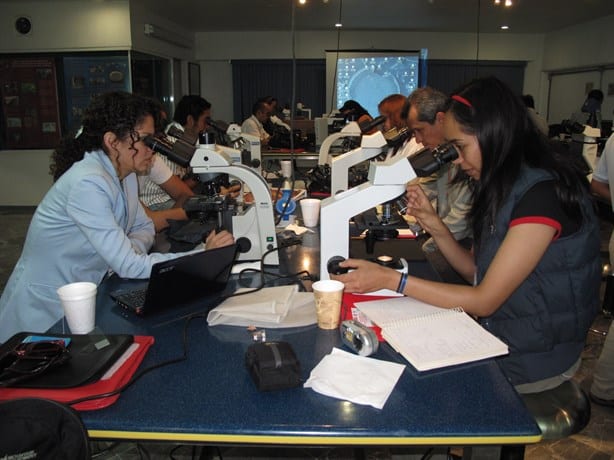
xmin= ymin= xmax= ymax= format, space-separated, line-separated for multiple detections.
xmin=327 ymin=256 xmax=349 ymax=275
xmin=236 ymin=237 xmax=252 ymax=254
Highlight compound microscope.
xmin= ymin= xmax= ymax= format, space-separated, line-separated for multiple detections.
xmin=319 ymin=142 xmax=458 ymax=280
xmin=145 ymin=130 xmax=279 ymax=265
xmin=204 ymin=118 xmax=262 ymax=173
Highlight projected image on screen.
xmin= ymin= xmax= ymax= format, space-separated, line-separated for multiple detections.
xmin=336 ymin=56 xmax=419 ymax=119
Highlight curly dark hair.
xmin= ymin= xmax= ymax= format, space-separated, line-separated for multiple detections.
xmin=50 ymin=92 xmax=157 ymax=181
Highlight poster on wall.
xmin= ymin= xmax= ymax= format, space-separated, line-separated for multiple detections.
xmin=63 ymin=54 xmax=130 ymax=134
xmin=0 ymin=57 xmax=61 ymax=149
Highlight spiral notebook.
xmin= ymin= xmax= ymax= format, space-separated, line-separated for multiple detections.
xmin=354 ymin=297 xmax=508 ymax=371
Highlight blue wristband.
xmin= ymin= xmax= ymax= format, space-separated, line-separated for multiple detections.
xmin=396 ymin=272 xmax=408 ymax=294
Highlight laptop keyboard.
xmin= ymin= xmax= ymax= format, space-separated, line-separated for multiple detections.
xmin=114 ymin=289 xmax=147 ymax=310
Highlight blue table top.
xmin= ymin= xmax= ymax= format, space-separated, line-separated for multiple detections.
xmin=79 ymin=265 xmax=541 ymax=446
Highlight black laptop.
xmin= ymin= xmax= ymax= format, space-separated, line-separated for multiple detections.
xmin=110 ymin=244 xmax=237 ymax=315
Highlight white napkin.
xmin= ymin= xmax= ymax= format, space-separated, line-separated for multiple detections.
xmin=285 ymin=223 xmax=314 ymax=235
xmin=304 ymin=348 xmax=405 ymax=410
xmin=207 ymin=286 xmax=317 ymax=328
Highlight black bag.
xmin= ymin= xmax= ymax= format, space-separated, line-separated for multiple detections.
xmin=0 ymin=398 xmax=90 ymax=459
xmin=245 ymin=341 xmax=301 ymax=391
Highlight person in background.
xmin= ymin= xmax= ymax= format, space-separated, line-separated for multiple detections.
xmin=339 ymin=99 xmax=374 ymax=128
xmin=377 ymin=93 xmax=421 ymax=158
xmin=333 ymin=77 xmax=600 ymax=393
xmin=588 ymin=131 xmax=614 ymax=407
xmin=0 ymin=92 xmax=234 ymax=342
xmin=138 ymin=95 xmax=212 ymax=231
xmin=261 ymin=96 xmax=291 ymax=133
xmin=407 ymin=87 xmax=473 ymax=252
xmin=522 ymin=94 xmax=549 ymax=136
xmin=242 ymin=99 xmax=272 ymax=147
xmin=580 ymin=89 xmax=604 ymax=128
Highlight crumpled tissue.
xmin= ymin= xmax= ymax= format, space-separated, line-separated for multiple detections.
xmin=285 ymin=223 xmax=314 ymax=235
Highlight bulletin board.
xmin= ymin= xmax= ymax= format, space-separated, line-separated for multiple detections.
xmin=62 ymin=54 xmax=130 ymax=134
xmin=0 ymin=57 xmax=62 ymax=149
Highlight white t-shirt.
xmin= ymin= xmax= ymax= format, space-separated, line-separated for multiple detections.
xmin=138 ymin=154 xmax=176 ymax=207
xmin=138 ymin=121 xmax=189 ymax=207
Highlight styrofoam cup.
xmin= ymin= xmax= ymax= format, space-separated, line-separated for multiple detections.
xmin=280 ymin=160 xmax=292 ymax=178
xmin=57 ymin=282 xmax=97 ymax=334
xmin=300 ymin=198 xmax=321 ymax=227
xmin=312 ymin=279 xmax=344 ymax=329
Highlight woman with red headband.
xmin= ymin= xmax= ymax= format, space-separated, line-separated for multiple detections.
xmin=333 ymin=77 xmax=600 ymax=393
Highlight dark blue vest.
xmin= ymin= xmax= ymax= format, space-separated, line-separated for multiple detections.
xmin=475 ymin=167 xmax=600 ymax=385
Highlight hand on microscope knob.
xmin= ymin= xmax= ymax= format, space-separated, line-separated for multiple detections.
xmin=327 ymin=256 xmax=350 ymax=275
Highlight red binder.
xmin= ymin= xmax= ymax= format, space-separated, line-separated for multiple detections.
xmin=0 ymin=336 xmax=154 ymax=411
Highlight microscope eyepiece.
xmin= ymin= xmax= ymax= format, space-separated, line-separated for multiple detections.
xmin=409 ymin=142 xmax=458 ymax=177
xmin=144 ymin=133 xmax=195 ymax=168
xmin=383 ymin=126 xmax=411 ymax=148
xmin=359 ymin=115 xmax=386 ymax=134
xmin=206 ymin=117 xmax=230 ymax=133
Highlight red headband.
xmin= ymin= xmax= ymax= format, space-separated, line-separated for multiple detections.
xmin=452 ymin=94 xmax=472 ymax=108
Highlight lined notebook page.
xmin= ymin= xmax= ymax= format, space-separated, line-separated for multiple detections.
xmin=355 ymin=296 xmax=455 ymax=327
xmin=354 ymin=297 xmax=508 ymax=372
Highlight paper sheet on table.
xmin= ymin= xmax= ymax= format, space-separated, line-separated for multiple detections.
xmin=304 ymin=348 xmax=405 ymax=410
xmin=207 ymin=285 xmax=317 ymax=328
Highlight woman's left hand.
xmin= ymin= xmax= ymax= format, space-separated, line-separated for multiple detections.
xmin=331 ymin=258 xmax=400 ymax=294
xmin=205 ymin=229 xmax=235 ymax=250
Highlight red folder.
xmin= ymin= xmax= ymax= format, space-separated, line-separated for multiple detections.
xmin=0 ymin=335 xmax=154 ymax=411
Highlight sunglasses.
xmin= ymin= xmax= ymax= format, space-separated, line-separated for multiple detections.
xmin=0 ymin=340 xmax=71 ymax=387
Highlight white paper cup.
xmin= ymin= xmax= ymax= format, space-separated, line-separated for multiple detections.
xmin=300 ymin=198 xmax=321 ymax=227
xmin=57 ymin=282 xmax=97 ymax=334
xmin=280 ymin=160 xmax=292 ymax=178
xmin=312 ymin=279 xmax=344 ymax=329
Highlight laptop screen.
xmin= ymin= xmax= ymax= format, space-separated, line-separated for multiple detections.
xmin=143 ymin=244 xmax=237 ymax=313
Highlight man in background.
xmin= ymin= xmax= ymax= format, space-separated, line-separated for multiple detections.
xmin=242 ymin=99 xmax=272 ymax=146
xmin=138 ymin=95 xmax=212 ymax=231
xmin=377 ymin=93 xmax=421 ymax=158
xmin=522 ymin=94 xmax=549 ymax=136
xmin=588 ymin=132 xmax=614 ymax=407
xmin=407 ymin=87 xmax=473 ymax=252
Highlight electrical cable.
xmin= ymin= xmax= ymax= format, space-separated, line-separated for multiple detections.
xmin=329 ymin=0 xmax=344 ymax=115
xmin=475 ymin=0 xmax=481 ymax=77
xmin=64 ymin=312 xmax=207 ymax=407
xmin=272 ymin=0 xmax=298 ymax=227
xmin=64 ymin=241 xmax=307 ymax=407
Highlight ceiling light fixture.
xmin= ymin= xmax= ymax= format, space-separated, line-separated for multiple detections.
xmin=501 ymin=25 xmax=509 ymax=30
xmin=298 ymin=0 xmax=306 ymax=4
xmin=334 ymin=0 xmax=343 ymax=29
xmin=505 ymin=0 xmax=512 ymax=6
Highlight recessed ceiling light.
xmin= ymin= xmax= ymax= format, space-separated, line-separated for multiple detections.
xmin=501 ymin=25 xmax=509 ymax=30
xmin=299 ymin=0 xmax=306 ymax=4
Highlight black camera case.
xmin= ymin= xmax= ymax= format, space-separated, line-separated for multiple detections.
xmin=245 ymin=341 xmax=301 ymax=391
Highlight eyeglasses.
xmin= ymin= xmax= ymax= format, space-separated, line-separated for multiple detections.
xmin=0 ymin=340 xmax=70 ymax=387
